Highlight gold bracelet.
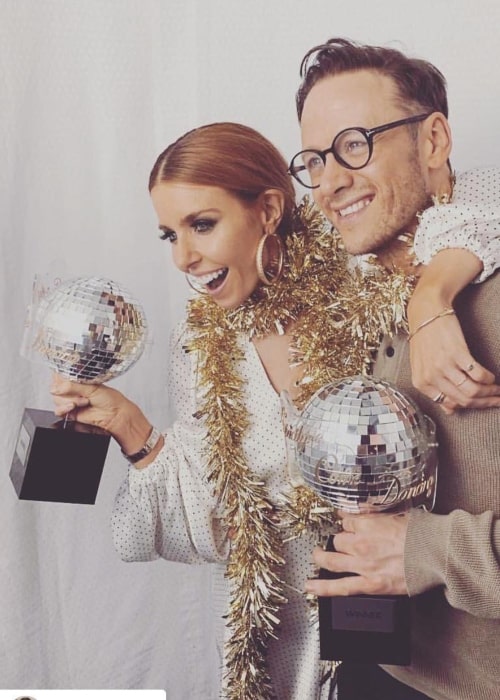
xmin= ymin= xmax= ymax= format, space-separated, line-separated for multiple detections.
xmin=407 ymin=307 xmax=456 ymax=342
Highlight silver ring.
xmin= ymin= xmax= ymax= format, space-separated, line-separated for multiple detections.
xmin=432 ymin=391 xmax=445 ymax=404
xmin=466 ymin=363 xmax=475 ymax=372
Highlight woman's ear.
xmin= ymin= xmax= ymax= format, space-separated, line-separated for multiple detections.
xmin=258 ymin=189 xmax=285 ymax=233
xmin=421 ymin=112 xmax=452 ymax=170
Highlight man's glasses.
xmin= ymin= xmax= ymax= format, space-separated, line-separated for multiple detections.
xmin=288 ymin=113 xmax=431 ymax=189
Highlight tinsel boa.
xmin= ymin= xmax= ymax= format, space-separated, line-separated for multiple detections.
xmin=185 ymin=197 xmax=417 ymax=699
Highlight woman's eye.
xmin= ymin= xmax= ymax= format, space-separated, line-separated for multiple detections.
xmin=192 ymin=218 xmax=216 ymax=234
xmin=159 ymin=229 xmax=176 ymax=242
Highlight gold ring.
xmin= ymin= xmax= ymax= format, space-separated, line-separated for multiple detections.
xmin=455 ymin=375 xmax=468 ymax=387
xmin=432 ymin=391 xmax=445 ymax=404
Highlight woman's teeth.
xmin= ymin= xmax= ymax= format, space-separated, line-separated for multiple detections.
xmin=188 ymin=268 xmax=228 ymax=289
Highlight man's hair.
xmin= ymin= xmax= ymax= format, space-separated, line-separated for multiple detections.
xmin=296 ymin=37 xmax=448 ymax=121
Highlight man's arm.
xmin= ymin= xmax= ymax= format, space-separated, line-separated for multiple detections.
xmin=305 ymin=508 xmax=500 ymax=619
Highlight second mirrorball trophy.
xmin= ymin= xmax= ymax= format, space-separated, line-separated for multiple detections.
xmin=10 ymin=276 xmax=147 ymax=505
xmin=281 ymin=374 xmax=438 ymax=665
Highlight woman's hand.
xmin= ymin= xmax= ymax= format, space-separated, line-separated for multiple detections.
xmin=408 ymin=312 xmax=500 ymax=413
xmin=50 ymin=374 xmax=158 ymax=459
xmin=408 ymin=249 xmax=500 ymax=413
xmin=51 ymin=374 xmax=122 ymax=428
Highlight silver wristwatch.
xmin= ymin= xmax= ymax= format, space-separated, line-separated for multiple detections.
xmin=122 ymin=426 xmax=161 ymax=464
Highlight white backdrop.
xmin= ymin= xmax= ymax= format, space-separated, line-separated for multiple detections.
xmin=2 ymin=0 xmax=500 ymax=696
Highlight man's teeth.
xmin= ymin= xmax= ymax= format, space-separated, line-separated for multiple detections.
xmin=191 ymin=268 xmax=226 ymax=285
xmin=339 ymin=198 xmax=371 ymax=217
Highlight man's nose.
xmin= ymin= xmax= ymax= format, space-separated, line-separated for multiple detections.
xmin=316 ymin=152 xmax=354 ymax=199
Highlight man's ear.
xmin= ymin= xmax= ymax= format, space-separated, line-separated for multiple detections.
xmin=421 ymin=112 xmax=452 ymax=169
xmin=259 ymin=189 xmax=285 ymax=233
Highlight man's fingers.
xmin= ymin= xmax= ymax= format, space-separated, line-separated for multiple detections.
xmin=305 ymin=574 xmax=375 ymax=597
xmin=312 ymin=545 xmax=356 ymax=574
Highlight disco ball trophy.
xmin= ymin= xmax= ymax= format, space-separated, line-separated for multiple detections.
xmin=10 ymin=277 xmax=147 ymax=505
xmin=281 ymin=375 xmax=438 ymax=665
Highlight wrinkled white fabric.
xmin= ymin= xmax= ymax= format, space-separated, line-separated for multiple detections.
xmin=414 ymin=167 xmax=500 ymax=281
xmin=112 ymin=323 xmax=333 ymax=699
xmin=2 ymin=2 xmax=213 ymax=694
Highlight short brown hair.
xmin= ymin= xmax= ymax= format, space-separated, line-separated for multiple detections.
xmin=149 ymin=122 xmax=296 ymax=238
xmin=296 ymin=37 xmax=448 ymax=121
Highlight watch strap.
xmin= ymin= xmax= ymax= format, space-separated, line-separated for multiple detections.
xmin=122 ymin=426 xmax=161 ymax=464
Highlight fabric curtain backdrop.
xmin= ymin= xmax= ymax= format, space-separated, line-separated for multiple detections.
xmin=2 ymin=0 xmax=500 ymax=696
xmin=1 ymin=1 xmax=219 ymax=696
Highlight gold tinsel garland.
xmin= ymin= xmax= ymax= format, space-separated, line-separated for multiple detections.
xmin=185 ymin=197 xmax=417 ymax=699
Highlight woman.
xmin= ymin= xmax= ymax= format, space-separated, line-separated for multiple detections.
xmin=52 ymin=123 xmax=500 ymax=699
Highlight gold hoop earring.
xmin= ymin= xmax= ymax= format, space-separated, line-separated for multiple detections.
xmin=256 ymin=231 xmax=284 ymax=285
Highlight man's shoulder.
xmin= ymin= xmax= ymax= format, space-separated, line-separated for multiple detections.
xmin=455 ymin=270 xmax=500 ymax=374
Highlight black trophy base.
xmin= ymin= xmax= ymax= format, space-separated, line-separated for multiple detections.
xmin=10 ymin=408 xmax=111 ymax=505
xmin=318 ymin=586 xmax=411 ymax=665
xmin=318 ymin=537 xmax=411 ymax=665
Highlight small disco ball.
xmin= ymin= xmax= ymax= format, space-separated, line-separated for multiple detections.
xmin=34 ymin=276 xmax=147 ymax=383
xmin=295 ymin=375 xmax=437 ymax=513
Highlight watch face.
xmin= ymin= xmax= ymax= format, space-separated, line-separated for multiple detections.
xmin=123 ymin=427 xmax=161 ymax=463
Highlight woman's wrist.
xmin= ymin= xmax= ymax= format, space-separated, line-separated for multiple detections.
xmin=410 ymin=249 xmax=482 ymax=323
xmin=106 ymin=401 xmax=153 ymax=454
xmin=409 ymin=267 xmax=459 ymax=329
xmin=122 ymin=426 xmax=161 ymax=463
xmin=408 ymin=284 xmax=454 ymax=325
xmin=128 ymin=432 xmax=165 ymax=470
xmin=102 ymin=398 xmax=164 ymax=469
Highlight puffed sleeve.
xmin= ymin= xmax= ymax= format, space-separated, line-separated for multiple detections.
xmin=111 ymin=321 xmax=230 ymax=565
xmin=413 ymin=167 xmax=500 ymax=282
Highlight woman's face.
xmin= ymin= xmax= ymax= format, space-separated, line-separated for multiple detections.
xmin=151 ymin=182 xmax=268 ymax=309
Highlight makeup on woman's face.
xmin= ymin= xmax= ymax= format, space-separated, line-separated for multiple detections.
xmin=151 ymin=182 xmax=265 ymax=309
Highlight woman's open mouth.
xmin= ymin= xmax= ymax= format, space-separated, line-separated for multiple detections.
xmin=188 ymin=268 xmax=228 ymax=293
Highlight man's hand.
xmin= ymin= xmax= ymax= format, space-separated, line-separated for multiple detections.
xmin=305 ymin=512 xmax=410 ymax=597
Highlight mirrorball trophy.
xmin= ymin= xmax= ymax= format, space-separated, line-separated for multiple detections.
xmin=10 ymin=277 xmax=147 ymax=505
xmin=282 ymin=374 xmax=438 ymax=665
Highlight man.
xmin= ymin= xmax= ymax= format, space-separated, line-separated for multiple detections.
xmin=289 ymin=38 xmax=500 ymax=700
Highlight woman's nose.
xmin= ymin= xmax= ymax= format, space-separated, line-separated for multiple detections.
xmin=172 ymin=235 xmax=201 ymax=272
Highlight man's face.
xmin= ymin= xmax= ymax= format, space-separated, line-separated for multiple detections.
xmin=300 ymin=70 xmax=431 ymax=256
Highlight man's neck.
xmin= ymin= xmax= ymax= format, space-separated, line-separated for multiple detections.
xmin=374 ymin=237 xmax=422 ymax=277
xmin=374 ymin=167 xmax=454 ymax=275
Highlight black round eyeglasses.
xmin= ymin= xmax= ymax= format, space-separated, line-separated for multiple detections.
xmin=288 ymin=113 xmax=431 ymax=189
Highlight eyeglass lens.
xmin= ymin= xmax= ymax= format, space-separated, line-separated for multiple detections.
xmin=293 ymin=129 xmax=370 ymax=188
xmin=290 ymin=113 xmax=431 ymax=188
